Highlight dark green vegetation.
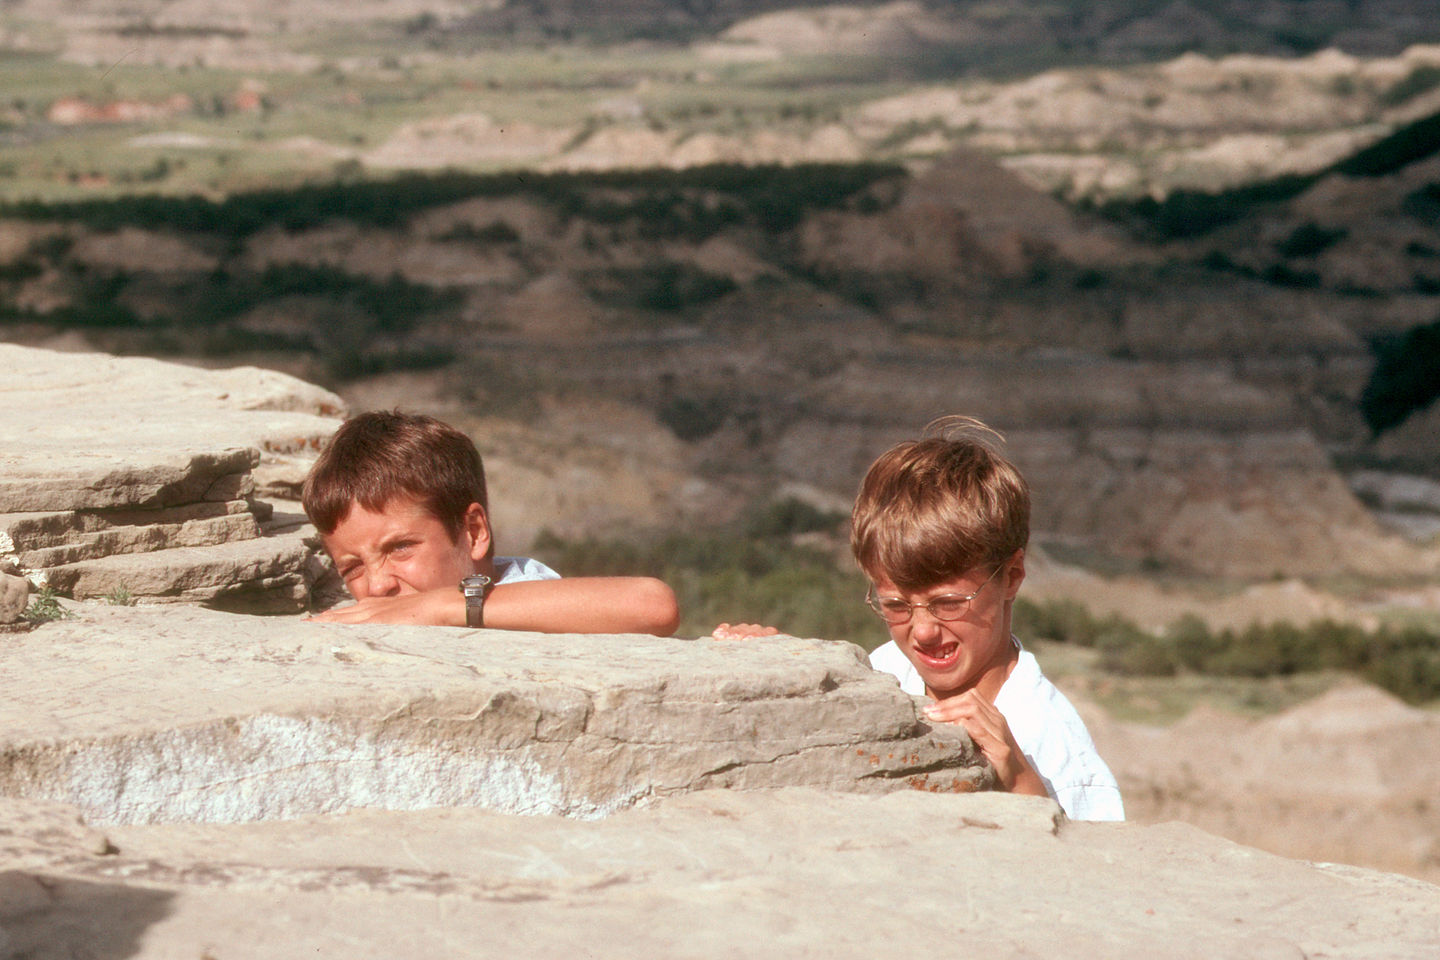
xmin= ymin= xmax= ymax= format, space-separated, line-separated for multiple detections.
xmin=0 ymin=164 xmax=901 ymax=242
xmin=1361 ymin=317 xmax=1440 ymax=435
xmin=1014 ymin=597 xmax=1440 ymax=705
xmin=532 ymin=499 xmax=876 ymax=648
xmin=21 ymin=587 xmax=74 ymax=625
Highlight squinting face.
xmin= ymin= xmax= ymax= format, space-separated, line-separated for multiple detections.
xmin=871 ymin=553 xmax=1024 ymax=703
xmin=321 ymin=496 xmax=489 ymax=599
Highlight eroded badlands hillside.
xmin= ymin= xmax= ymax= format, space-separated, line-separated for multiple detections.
xmin=4 ymin=3 xmax=1440 ymax=584
xmin=5 ymin=134 xmax=1440 ymax=582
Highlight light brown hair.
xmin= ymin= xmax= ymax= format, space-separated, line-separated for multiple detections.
xmin=850 ymin=415 xmax=1029 ymax=590
xmin=302 ymin=410 xmax=489 ymax=545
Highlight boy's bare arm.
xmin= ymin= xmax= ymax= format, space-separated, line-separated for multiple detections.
xmin=485 ymin=577 xmax=680 ymax=635
xmin=309 ymin=576 xmax=680 ymax=636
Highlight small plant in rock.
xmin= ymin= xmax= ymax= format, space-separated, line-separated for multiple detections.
xmin=104 ymin=585 xmax=136 ymax=606
xmin=22 ymin=586 xmax=74 ymax=623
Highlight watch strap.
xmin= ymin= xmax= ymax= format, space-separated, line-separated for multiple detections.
xmin=459 ymin=574 xmax=493 ymax=628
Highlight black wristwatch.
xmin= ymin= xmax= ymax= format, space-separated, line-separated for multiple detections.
xmin=459 ymin=574 xmax=493 ymax=627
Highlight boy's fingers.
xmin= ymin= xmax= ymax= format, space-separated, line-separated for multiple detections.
xmin=711 ymin=622 xmax=780 ymax=640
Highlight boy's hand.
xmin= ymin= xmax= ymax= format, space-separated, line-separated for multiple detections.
xmin=711 ymin=622 xmax=781 ymax=640
xmin=308 ymin=589 xmax=460 ymax=626
xmin=923 ymin=693 xmax=1049 ymax=798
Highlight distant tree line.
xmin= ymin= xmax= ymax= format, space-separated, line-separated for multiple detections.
xmin=0 ymin=163 xmax=905 ymax=242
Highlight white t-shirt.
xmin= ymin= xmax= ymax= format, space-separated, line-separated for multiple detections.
xmin=868 ymin=640 xmax=1124 ymax=821
xmin=494 ymin=556 xmax=561 ymax=584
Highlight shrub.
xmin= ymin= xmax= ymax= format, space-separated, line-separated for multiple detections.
xmin=1207 ymin=622 xmax=1310 ymax=677
xmin=535 ymin=529 xmax=869 ymax=650
xmin=1096 ymin=624 xmax=1179 ymax=676
xmin=0 ymin=164 xmax=905 ymax=243
xmin=1013 ymin=596 xmax=1104 ymax=647
xmin=744 ymin=498 xmax=844 ymax=539
xmin=21 ymin=587 xmax=73 ymax=624
xmin=1360 ymin=317 xmax=1440 ymax=435
xmin=1334 ymin=110 xmax=1440 ymax=178
xmin=1260 ymin=263 xmax=1321 ymax=288
xmin=1276 ymin=223 xmax=1347 ymax=258
xmin=1166 ymin=614 xmax=1224 ymax=671
xmin=1403 ymin=183 xmax=1440 ymax=224
xmin=1095 ymin=174 xmax=1315 ymax=240
xmin=657 ymin=396 xmax=727 ymax=441
xmin=587 ymin=261 xmax=737 ymax=313
xmin=1019 ymin=600 xmax=1440 ymax=703
xmin=530 ymin=529 xmax=877 ymax=649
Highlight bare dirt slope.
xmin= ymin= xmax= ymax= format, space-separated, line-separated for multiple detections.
xmin=1084 ymin=681 xmax=1440 ymax=886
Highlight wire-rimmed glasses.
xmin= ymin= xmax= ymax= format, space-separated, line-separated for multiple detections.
xmin=865 ymin=564 xmax=1003 ymax=624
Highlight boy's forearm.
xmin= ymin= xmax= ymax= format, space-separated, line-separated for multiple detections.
xmin=483 ymin=577 xmax=680 ymax=636
xmin=311 ymin=577 xmax=680 ymax=635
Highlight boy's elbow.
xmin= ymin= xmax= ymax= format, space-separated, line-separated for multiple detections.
xmin=638 ymin=578 xmax=680 ymax=636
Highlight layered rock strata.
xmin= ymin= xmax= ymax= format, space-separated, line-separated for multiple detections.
xmin=0 ymin=604 xmax=989 ymax=825
xmin=1 ymin=345 xmax=343 ymax=610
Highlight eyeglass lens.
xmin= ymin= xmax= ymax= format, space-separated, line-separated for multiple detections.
xmin=873 ymin=596 xmax=970 ymax=622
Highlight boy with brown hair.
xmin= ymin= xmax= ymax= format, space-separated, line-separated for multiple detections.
xmin=853 ymin=415 xmax=1122 ymax=820
xmin=716 ymin=415 xmax=1122 ymax=820
xmin=302 ymin=410 xmax=679 ymax=635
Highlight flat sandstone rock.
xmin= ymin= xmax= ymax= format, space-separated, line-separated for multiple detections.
xmin=0 ymin=604 xmax=988 ymax=824
xmin=0 ymin=344 xmax=342 ymax=513
xmin=3 ymin=603 xmax=1438 ymax=958
xmin=4 ymin=789 xmax=1438 ymax=959
xmin=1 ymin=345 xmax=343 ymax=608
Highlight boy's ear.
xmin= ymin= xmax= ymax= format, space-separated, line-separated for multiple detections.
xmin=1004 ymin=549 xmax=1026 ymax=600
xmin=463 ymin=503 xmax=492 ymax=562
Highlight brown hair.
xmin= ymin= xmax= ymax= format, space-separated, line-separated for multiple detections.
xmin=302 ymin=410 xmax=488 ymax=545
xmin=850 ymin=415 xmax=1029 ymax=591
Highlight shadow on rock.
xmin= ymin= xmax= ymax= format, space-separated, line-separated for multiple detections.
xmin=1 ymin=872 xmax=174 ymax=960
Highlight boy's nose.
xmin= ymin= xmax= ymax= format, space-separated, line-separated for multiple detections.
xmin=365 ymin=567 xmax=401 ymax=597
xmin=909 ymin=606 xmax=943 ymax=639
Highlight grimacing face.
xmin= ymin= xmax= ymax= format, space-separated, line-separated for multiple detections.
xmin=321 ymin=496 xmax=491 ymax=598
xmin=871 ymin=552 xmax=1025 ymax=702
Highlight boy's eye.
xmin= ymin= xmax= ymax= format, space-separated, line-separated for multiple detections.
xmin=339 ymin=564 xmax=363 ymax=581
xmin=928 ymin=597 xmax=968 ymax=619
xmin=879 ymin=599 xmax=911 ymax=616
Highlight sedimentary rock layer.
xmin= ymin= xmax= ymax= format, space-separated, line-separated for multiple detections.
xmin=0 ymin=604 xmax=988 ymax=824
xmin=1 ymin=344 xmax=343 ymax=608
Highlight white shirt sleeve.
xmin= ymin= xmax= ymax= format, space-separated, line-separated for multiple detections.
xmin=493 ymin=556 xmax=561 ymax=584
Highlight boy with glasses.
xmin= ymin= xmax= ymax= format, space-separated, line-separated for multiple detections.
xmin=717 ymin=415 xmax=1122 ymax=820
xmin=855 ymin=416 xmax=1122 ymax=820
